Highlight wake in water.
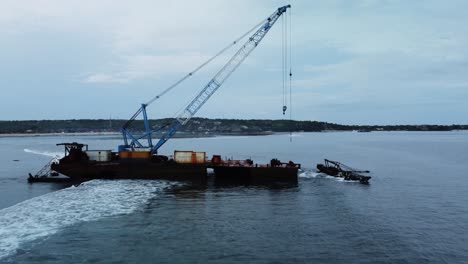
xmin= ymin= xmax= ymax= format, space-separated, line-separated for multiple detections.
xmin=0 ymin=180 xmax=176 ymax=260
xmin=299 ymin=169 xmax=358 ymax=183
xmin=285 ymin=133 xmax=303 ymax=138
xmin=298 ymin=169 xmax=322 ymax=179
xmin=24 ymin=149 xmax=63 ymax=158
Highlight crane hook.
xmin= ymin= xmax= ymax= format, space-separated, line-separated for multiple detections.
xmin=283 ymin=105 xmax=287 ymax=115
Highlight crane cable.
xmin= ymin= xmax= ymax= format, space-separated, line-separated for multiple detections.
xmin=289 ymin=8 xmax=293 ymax=142
xmin=282 ymin=10 xmax=291 ymax=116
xmin=281 ymin=9 xmax=293 ymax=141
xmin=282 ymin=14 xmax=286 ymax=115
xmin=145 ymin=18 xmax=269 ymax=107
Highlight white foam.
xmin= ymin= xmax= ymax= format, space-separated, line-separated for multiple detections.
xmin=298 ymin=170 xmax=322 ymax=178
xmin=202 ymin=136 xmax=249 ymax=140
xmin=286 ymin=133 xmax=303 ymax=137
xmin=334 ymin=178 xmax=359 ymax=183
xmin=0 ymin=180 xmax=176 ymax=259
xmin=322 ymin=175 xmax=359 ymax=183
xmin=299 ymin=171 xmax=360 ymax=183
xmin=24 ymin=149 xmax=63 ymax=158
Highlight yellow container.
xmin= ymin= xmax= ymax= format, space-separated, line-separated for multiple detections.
xmin=174 ymin=151 xmax=206 ymax=164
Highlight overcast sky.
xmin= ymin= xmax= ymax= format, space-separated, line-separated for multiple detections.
xmin=1 ymin=0 xmax=467 ymax=125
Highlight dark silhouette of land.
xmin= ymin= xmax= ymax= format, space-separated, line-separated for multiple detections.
xmin=0 ymin=118 xmax=465 ymax=135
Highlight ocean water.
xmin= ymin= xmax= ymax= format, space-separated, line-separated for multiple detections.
xmin=0 ymin=132 xmax=467 ymax=263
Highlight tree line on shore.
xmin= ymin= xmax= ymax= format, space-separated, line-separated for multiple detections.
xmin=0 ymin=118 xmax=466 ymax=134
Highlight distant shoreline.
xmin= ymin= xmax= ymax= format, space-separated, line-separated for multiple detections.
xmin=0 ymin=132 xmax=121 ymax=138
xmin=1 ymin=130 xmax=466 ymax=139
xmin=1 ymin=118 xmax=466 ymax=136
xmin=0 ymin=131 xmax=272 ymax=138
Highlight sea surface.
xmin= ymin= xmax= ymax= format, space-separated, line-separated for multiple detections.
xmin=0 ymin=132 xmax=467 ymax=263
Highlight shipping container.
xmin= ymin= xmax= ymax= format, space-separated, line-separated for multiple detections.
xmin=174 ymin=151 xmax=206 ymax=164
xmin=85 ymin=150 xmax=112 ymax=162
xmin=119 ymin=151 xmax=151 ymax=159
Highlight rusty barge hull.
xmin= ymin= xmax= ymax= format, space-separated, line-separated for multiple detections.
xmin=51 ymin=162 xmax=208 ymax=183
xmin=50 ymin=162 xmax=298 ymax=184
xmin=213 ymin=166 xmax=298 ymax=184
xmin=38 ymin=142 xmax=299 ymax=184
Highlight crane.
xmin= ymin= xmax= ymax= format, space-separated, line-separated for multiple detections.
xmin=120 ymin=5 xmax=291 ymax=154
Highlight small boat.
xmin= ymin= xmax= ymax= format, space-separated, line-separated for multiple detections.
xmin=27 ymin=173 xmax=73 ymax=183
xmin=316 ymin=159 xmax=371 ymax=184
xmin=27 ymin=156 xmax=67 ymax=183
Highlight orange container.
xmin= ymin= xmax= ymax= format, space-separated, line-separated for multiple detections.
xmin=119 ymin=151 xmax=151 ymax=159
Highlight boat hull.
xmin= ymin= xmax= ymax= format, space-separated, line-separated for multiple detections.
xmin=213 ymin=166 xmax=298 ymax=184
xmin=51 ymin=161 xmax=208 ymax=183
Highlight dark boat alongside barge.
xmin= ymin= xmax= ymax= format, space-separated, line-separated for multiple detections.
xmin=30 ymin=142 xmax=300 ymax=185
xmin=316 ymin=159 xmax=371 ymax=184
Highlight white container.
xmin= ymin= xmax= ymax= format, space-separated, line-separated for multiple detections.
xmin=85 ymin=150 xmax=112 ymax=162
xmin=174 ymin=151 xmax=206 ymax=164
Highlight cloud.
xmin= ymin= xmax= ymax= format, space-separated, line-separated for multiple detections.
xmin=1 ymin=0 xmax=468 ymax=123
xmin=83 ymin=73 xmax=129 ymax=84
xmin=294 ymin=1 xmax=468 ymax=61
xmin=295 ymin=52 xmax=468 ymax=110
xmin=82 ymin=52 xmax=239 ymax=83
xmin=0 ymin=0 xmax=267 ymax=84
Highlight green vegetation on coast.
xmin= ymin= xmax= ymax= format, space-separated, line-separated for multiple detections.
xmin=0 ymin=118 xmax=466 ymax=135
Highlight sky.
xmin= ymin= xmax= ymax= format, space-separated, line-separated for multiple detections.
xmin=1 ymin=0 xmax=467 ymax=125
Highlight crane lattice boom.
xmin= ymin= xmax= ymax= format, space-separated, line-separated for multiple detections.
xmin=152 ymin=5 xmax=290 ymax=153
xmin=119 ymin=5 xmax=291 ymax=154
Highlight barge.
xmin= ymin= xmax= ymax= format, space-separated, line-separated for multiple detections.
xmin=36 ymin=142 xmax=300 ymax=184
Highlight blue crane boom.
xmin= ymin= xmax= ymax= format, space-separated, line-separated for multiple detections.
xmin=152 ymin=5 xmax=290 ymax=153
xmin=120 ymin=5 xmax=291 ymax=154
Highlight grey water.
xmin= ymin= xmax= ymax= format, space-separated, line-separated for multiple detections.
xmin=0 ymin=132 xmax=467 ymax=263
